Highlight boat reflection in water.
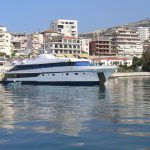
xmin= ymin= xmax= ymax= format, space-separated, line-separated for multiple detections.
xmin=0 ymin=84 xmax=106 ymax=136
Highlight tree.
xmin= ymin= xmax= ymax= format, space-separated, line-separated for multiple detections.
xmin=131 ymin=56 xmax=142 ymax=71
xmin=142 ymin=51 xmax=150 ymax=72
xmin=11 ymin=52 xmax=16 ymax=57
xmin=0 ymin=52 xmax=6 ymax=57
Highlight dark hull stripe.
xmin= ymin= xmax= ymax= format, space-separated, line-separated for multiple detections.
xmin=1 ymin=81 xmax=100 ymax=86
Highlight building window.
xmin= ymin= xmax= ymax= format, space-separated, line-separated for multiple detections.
xmin=64 ymin=39 xmax=67 ymax=43
xmin=60 ymin=44 xmax=62 ymax=48
xmin=55 ymin=44 xmax=58 ymax=48
xmin=58 ymin=25 xmax=63 ymax=28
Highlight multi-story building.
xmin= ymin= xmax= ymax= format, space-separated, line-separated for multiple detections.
xmin=89 ymin=37 xmax=116 ymax=56
xmin=27 ymin=33 xmax=43 ymax=55
xmin=111 ymin=28 xmax=143 ymax=57
xmin=80 ymin=38 xmax=90 ymax=55
xmin=0 ymin=26 xmax=12 ymax=55
xmin=52 ymin=19 xmax=78 ymax=37
xmin=11 ymin=32 xmax=29 ymax=55
xmin=136 ymin=27 xmax=150 ymax=42
xmin=43 ymin=36 xmax=84 ymax=57
xmin=41 ymin=28 xmax=90 ymax=58
xmin=93 ymin=56 xmax=133 ymax=66
xmin=41 ymin=29 xmax=61 ymax=43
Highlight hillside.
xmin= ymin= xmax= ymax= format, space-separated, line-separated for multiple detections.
xmin=122 ymin=18 xmax=150 ymax=28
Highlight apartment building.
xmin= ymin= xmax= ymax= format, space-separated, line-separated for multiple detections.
xmin=0 ymin=26 xmax=12 ymax=55
xmin=52 ymin=19 xmax=78 ymax=37
xmin=43 ymin=36 xmax=83 ymax=57
xmin=41 ymin=29 xmax=61 ymax=43
xmin=111 ymin=28 xmax=143 ymax=57
xmin=136 ymin=27 xmax=150 ymax=42
xmin=89 ymin=37 xmax=116 ymax=56
xmin=11 ymin=32 xmax=29 ymax=55
xmin=80 ymin=38 xmax=90 ymax=55
xmin=27 ymin=33 xmax=43 ymax=55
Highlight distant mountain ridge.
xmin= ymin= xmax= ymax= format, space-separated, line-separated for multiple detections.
xmin=122 ymin=18 xmax=150 ymax=28
xmin=80 ymin=18 xmax=150 ymax=38
xmin=97 ymin=18 xmax=150 ymax=36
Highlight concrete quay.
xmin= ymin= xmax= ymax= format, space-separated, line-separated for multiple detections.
xmin=111 ymin=72 xmax=150 ymax=78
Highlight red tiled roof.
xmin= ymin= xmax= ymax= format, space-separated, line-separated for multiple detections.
xmin=41 ymin=29 xmax=56 ymax=33
xmin=63 ymin=36 xmax=77 ymax=39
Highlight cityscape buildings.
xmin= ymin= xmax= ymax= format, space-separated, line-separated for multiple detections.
xmin=0 ymin=18 xmax=150 ymax=67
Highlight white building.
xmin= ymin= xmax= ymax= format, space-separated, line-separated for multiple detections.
xmin=0 ymin=26 xmax=12 ymax=55
xmin=80 ymin=38 xmax=90 ymax=55
xmin=43 ymin=36 xmax=84 ymax=57
xmin=111 ymin=28 xmax=143 ymax=57
xmin=136 ymin=27 xmax=150 ymax=42
xmin=52 ymin=19 xmax=78 ymax=37
xmin=27 ymin=33 xmax=43 ymax=55
xmin=93 ymin=57 xmax=133 ymax=66
xmin=11 ymin=32 xmax=29 ymax=56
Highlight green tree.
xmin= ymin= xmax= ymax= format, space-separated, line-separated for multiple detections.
xmin=0 ymin=52 xmax=6 ymax=57
xmin=131 ymin=56 xmax=142 ymax=71
xmin=142 ymin=51 xmax=150 ymax=72
xmin=11 ymin=52 xmax=16 ymax=57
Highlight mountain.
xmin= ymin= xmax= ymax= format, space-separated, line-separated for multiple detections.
xmin=98 ymin=18 xmax=150 ymax=36
xmin=122 ymin=18 xmax=150 ymax=29
xmin=80 ymin=18 xmax=150 ymax=38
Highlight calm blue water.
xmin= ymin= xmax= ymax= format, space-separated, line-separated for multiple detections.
xmin=0 ymin=77 xmax=150 ymax=150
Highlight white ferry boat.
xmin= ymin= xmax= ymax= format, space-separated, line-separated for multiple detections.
xmin=3 ymin=54 xmax=117 ymax=85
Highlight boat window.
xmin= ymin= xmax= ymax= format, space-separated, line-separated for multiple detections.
xmin=9 ymin=61 xmax=93 ymax=72
xmin=9 ymin=62 xmax=70 ymax=71
xmin=66 ymin=73 xmax=69 ymax=75
xmin=75 ymin=73 xmax=78 ymax=75
xmin=52 ymin=74 xmax=55 ymax=76
xmin=73 ymin=61 xmax=92 ymax=66
xmin=6 ymin=73 xmax=40 ymax=78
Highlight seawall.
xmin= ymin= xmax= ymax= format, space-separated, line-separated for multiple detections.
xmin=111 ymin=72 xmax=150 ymax=78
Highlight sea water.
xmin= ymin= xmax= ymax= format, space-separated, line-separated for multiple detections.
xmin=0 ymin=77 xmax=150 ymax=150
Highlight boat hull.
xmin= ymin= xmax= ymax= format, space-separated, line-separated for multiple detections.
xmin=2 ymin=80 xmax=100 ymax=86
xmin=3 ymin=66 xmax=117 ymax=86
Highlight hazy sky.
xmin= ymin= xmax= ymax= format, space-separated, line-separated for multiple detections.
xmin=0 ymin=0 xmax=150 ymax=33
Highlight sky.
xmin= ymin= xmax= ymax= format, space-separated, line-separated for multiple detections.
xmin=0 ymin=0 xmax=150 ymax=33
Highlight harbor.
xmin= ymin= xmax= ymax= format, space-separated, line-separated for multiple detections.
xmin=0 ymin=0 xmax=150 ymax=149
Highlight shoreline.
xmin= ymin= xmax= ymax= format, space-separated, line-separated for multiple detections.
xmin=111 ymin=72 xmax=150 ymax=78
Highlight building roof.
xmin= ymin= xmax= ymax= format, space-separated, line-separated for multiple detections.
xmin=63 ymin=36 xmax=78 ymax=39
xmin=40 ymin=29 xmax=57 ymax=34
xmin=93 ymin=57 xmax=132 ymax=61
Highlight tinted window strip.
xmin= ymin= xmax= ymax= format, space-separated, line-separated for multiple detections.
xmin=9 ymin=61 xmax=91 ymax=71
